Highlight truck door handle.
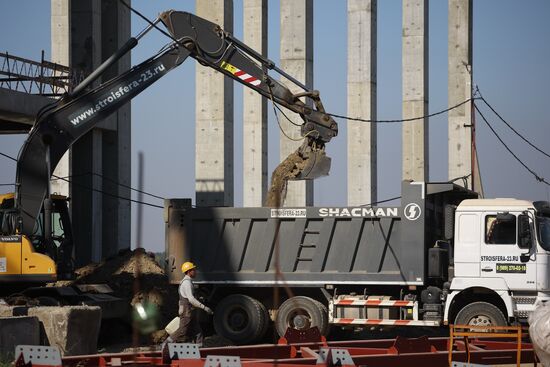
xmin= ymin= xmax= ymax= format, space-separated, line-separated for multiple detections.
xmin=482 ymin=268 xmax=493 ymax=272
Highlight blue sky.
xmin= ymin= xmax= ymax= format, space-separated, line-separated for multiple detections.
xmin=1 ymin=1 xmax=549 ymax=251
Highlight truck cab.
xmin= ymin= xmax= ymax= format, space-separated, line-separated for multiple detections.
xmin=446 ymin=198 xmax=550 ymax=325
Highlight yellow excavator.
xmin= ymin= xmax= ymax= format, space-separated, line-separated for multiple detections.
xmin=0 ymin=193 xmax=68 ymax=283
xmin=0 ymin=10 xmax=338 ymax=307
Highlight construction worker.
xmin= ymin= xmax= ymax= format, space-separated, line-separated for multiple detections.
xmin=164 ymin=261 xmax=213 ymax=346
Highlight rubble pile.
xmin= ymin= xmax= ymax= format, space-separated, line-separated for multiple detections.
xmin=56 ymin=248 xmax=178 ymax=342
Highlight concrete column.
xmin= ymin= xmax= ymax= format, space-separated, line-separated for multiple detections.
xmin=51 ymin=1 xmax=130 ymax=264
xmin=63 ymin=0 xmax=103 ymax=265
xmin=100 ymin=0 xmax=131 ymax=256
xmin=195 ymin=0 xmax=234 ymax=207
xmin=243 ymin=0 xmax=268 ymax=207
xmin=402 ymin=0 xmax=428 ymax=182
xmin=448 ymin=0 xmax=473 ymax=189
xmin=51 ymin=0 xmax=70 ymax=196
xmin=280 ymin=0 xmax=313 ymax=206
xmin=347 ymin=0 xmax=377 ymax=206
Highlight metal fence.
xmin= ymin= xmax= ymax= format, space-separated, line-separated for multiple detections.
xmin=0 ymin=51 xmax=81 ymax=96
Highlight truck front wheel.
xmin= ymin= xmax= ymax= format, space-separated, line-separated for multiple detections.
xmin=454 ymin=301 xmax=507 ymax=327
xmin=276 ymin=296 xmax=328 ymax=337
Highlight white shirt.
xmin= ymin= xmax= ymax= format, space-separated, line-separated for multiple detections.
xmin=178 ymin=275 xmax=205 ymax=309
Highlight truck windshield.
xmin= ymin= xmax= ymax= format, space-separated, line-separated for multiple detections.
xmin=537 ymin=216 xmax=550 ymax=251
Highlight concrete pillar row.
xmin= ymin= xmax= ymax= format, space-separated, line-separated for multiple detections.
xmin=243 ymin=0 xmax=268 ymax=207
xmin=347 ymin=0 xmax=377 ymax=206
xmin=402 ymin=0 xmax=429 ymax=183
xmin=51 ymin=0 xmax=131 ymax=265
xmin=448 ymin=0 xmax=474 ymax=189
xmin=280 ymin=0 xmax=314 ymax=207
xmin=195 ymin=0 xmax=235 ymax=207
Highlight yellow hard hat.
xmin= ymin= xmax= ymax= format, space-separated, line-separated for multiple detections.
xmin=181 ymin=261 xmax=197 ymax=273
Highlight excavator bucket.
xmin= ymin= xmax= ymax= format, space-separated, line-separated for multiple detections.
xmin=265 ymin=141 xmax=331 ymax=206
xmin=290 ymin=145 xmax=332 ymax=180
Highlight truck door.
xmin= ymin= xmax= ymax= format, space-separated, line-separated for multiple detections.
xmin=479 ymin=212 xmax=537 ymax=291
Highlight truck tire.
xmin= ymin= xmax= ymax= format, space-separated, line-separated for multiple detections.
xmin=454 ymin=301 xmax=507 ymax=328
xmin=213 ymin=294 xmax=269 ymax=344
xmin=276 ymin=296 xmax=328 ymax=337
xmin=312 ymin=299 xmax=330 ymax=336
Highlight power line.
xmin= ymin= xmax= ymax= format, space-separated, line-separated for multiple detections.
xmin=52 ymin=174 xmax=164 ymax=209
xmin=474 ymin=102 xmax=550 ymax=187
xmin=360 ymin=196 xmax=401 ymax=207
xmin=0 ymin=151 xmax=17 ymax=162
xmin=480 ymin=96 xmax=550 ymax=159
xmin=327 ymin=98 xmax=476 ymax=124
xmin=0 ymin=150 xmax=166 ymax=208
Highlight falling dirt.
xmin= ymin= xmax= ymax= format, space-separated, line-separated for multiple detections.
xmin=265 ymin=151 xmax=309 ymax=207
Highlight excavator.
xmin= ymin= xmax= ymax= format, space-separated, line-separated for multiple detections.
xmin=0 ymin=11 xmax=338 ymax=306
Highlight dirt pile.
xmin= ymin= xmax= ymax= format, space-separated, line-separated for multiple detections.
xmin=56 ymin=248 xmax=178 ymax=329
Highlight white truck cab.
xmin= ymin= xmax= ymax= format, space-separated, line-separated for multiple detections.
xmin=445 ymin=198 xmax=550 ymax=325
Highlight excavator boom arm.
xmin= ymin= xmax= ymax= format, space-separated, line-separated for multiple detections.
xmin=159 ymin=11 xmax=337 ymax=143
xmin=16 ymin=46 xmax=190 ymax=235
xmin=15 ymin=10 xmax=338 ymax=236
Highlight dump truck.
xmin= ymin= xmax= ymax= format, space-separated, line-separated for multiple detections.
xmin=0 ymin=10 xmax=337 ymax=311
xmin=164 ymin=180 xmax=550 ymax=344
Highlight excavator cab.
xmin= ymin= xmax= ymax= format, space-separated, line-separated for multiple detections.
xmin=0 ymin=193 xmax=74 ymax=283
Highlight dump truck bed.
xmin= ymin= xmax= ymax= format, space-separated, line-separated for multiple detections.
xmin=164 ymin=182 xmax=477 ymax=287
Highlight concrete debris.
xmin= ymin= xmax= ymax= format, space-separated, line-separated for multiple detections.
xmin=56 ymin=248 xmax=178 ymax=344
xmin=0 ymin=316 xmax=40 ymax=357
xmin=0 ymin=306 xmax=100 ymax=356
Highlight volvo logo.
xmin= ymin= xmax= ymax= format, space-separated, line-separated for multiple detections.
xmin=404 ymin=203 xmax=421 ymax=221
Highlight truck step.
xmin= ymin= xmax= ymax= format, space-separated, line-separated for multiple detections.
xmin=332 ymin=318 xmax=440 ymax=327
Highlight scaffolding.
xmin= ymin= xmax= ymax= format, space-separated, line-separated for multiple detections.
xmin=0 ymin=51 xmax=81 ymax=97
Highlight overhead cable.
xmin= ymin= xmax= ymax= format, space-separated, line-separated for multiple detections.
xmin=327 ymin=98 xmax=476 ymax=124
xmin=0 ymin=149 xmax=165 ymax=208
xmin=480 ymin=96 xmax=550 ymax=159
xmin=474 ymin=103 xmax=550 ymax=187
xmin=52 ymin=174 xmax=164 ymax=209
xmin=0 ymin=151 xmax=17 ymax=162
xmin=360 ymin=196 xmax=402 ymax=207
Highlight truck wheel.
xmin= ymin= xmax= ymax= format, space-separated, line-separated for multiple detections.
xmin=454 ymin=301 xmax=507 ymax=328
xmin=213 ymin=294 xmax=269 ymax=344
xmin=312 ymin=299 xmax=330 ymax=335
xmin=276 ymin=296 xmax=328 ymax=337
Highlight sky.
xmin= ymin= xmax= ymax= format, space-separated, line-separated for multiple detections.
xmin=1 ymin=1 xmax=549 ymax=252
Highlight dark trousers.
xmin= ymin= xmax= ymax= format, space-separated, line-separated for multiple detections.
xmin=169 ymin=299 xmax=203 ymax=344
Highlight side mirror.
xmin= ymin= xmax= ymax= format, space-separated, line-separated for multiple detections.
xmin=518 ymin=214 xmax=532 ymax=250
xmin=520 ymin=253 xmax=531 ymax=263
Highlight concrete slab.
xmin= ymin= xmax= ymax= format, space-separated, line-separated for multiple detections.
xmin=28 ymin=306 xmax=102 ymax=356
xmin=0 ymin=316 xmax=40 ymax=357
xmin=0 ymin=88 xmax=54 ymax=132
xmin=0 ymin=305 xmax=101 ymax=356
